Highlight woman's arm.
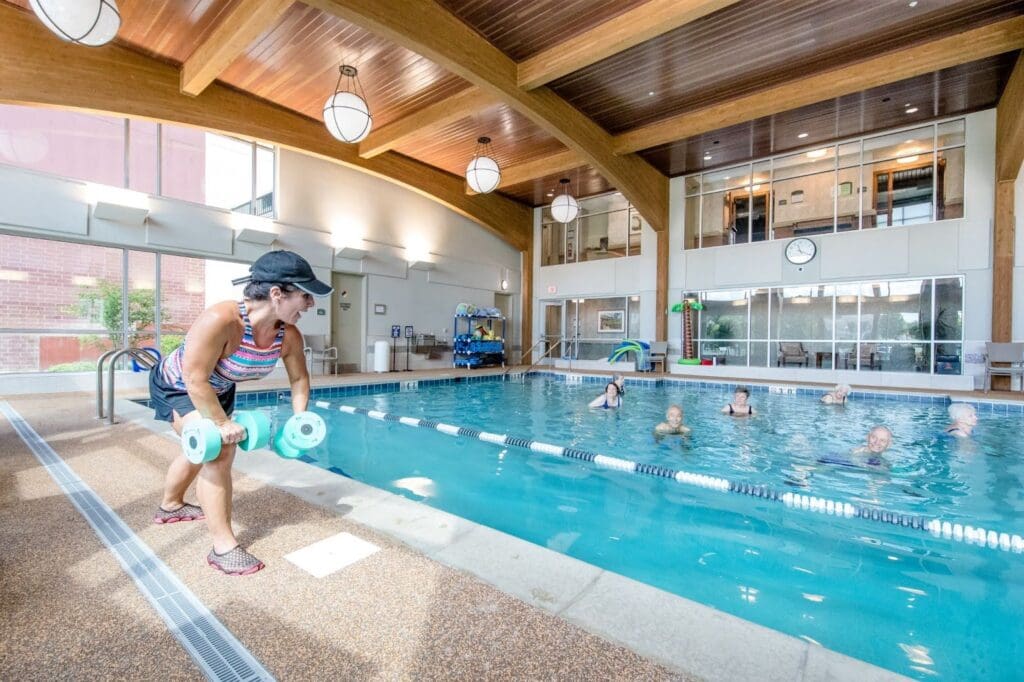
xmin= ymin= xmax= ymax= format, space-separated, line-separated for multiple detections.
xmin=281 ymin=325 xmax=311 ymax=413
xmin=181 ymin=303 xmax=245 ymax=442
xmin=588 ymin=395 xmax=605 ymax=408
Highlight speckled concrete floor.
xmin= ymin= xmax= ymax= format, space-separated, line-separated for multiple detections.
xmin=1 ymin=391 xmax=688 ymax=681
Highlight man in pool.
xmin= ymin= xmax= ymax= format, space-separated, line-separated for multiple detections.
xmin=721 ymin=386 xmax=755 ymax=416
xmin=850 ymin=425 xmax=893 ymax=468
xmin=655 ymin=405 xmax=690 ymax=435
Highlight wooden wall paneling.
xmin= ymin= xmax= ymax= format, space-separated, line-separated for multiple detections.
xmin=180 ymin=0 xmax=294 ymax=96
xmin=518 ymin=0 xmax=740 ymax=90
xmin=613 ymin=16 xmax=1024 ymax=154
xmin=0 ymin=4 xmax=531 ymax=251
xmin=304 ymin=0 xmax=670 ymax=234
xmin=992 ymin=53 xmax=1023 ymax=357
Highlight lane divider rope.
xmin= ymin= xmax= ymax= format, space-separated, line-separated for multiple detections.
xmin=321 ymin=400 xmax=1024 ymax=554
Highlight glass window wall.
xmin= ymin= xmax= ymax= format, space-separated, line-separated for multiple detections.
xmin=690 ymin=275 xmax=963 ymax=374
xmin=540 ymin=192 xmax=643 ymax=266
xmin=683 ymin=118 xmax=966 ymax=249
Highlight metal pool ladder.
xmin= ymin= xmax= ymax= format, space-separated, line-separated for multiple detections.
xmin=96 ymin=348 xmax=159 ymax=424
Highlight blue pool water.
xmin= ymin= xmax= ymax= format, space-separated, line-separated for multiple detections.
xmin=275 ymin=377 xmax=1024 ymax=679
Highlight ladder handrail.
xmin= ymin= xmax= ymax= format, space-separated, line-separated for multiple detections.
xmin=98 ymin=347 xmax=159 ymax=424
xmin=507 ymin=337 xmax=563 ymax=376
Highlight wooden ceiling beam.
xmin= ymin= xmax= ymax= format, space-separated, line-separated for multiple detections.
xmin=359 ymin=86 xmax=496 ymax=158
xmin=180 ymin=0 xmax=294 ymax=96
xmin=996 ymin=52 xmax=1024 ymax=182
xmin=492 ymin=149 xmax=584 ymax=191
xmin=615 ymin=16 xmax=1024 ymax=154
xmin=305 ymin=0 xmax=670 ymax=232
xmin=517 ymin=0 xmax=740 ymax=90
xmin=0 ymin=5 xmax=530 ymax=251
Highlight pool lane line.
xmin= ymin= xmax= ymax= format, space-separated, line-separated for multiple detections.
xmin=0 ymin=401 xmax=275 ymax=682
xmin=318 ymin=400 xmax=1024 ymax=555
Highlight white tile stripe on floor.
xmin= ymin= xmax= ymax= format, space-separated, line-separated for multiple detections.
xmin=0 ymin=401 xmax=275 ymax=682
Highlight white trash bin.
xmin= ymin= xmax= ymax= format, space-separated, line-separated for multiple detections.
xmin=373 ymin=340 xmax=391 ymax=373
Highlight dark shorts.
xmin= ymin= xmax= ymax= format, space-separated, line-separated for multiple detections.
xmin=149 ymin=367 xmax=235 ymax=423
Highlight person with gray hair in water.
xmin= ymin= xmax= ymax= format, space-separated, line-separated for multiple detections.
xmin=945 ymin=403 xmax=978 ymax=438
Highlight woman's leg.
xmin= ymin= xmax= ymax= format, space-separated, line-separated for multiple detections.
xmin=197 ymin=442 xmax=239 ymax=554
xmin=159 ymin=410 xmax=203 ymax=510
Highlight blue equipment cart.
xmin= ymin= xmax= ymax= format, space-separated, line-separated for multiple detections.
xmin=453 ymin=314 xmax=506 ymax=369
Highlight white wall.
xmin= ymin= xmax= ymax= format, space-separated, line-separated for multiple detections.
xmin=0 ymin=145 xmax=524 ymax=386
xmin=532 ymin=109 xmax=1005 ymax=389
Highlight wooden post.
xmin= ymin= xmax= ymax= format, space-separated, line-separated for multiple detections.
xmin=656 ymin=229 xmax=669 ymax=341
xmin=520 ymin=243 xmax=533 ymax=365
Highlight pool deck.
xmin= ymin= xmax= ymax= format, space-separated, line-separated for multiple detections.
xmin=6 ymin=366 xmax=1012 ymax=680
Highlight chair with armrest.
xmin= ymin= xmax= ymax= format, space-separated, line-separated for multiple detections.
xmin=984 ymin=342 xmax=1024 ymax=393
xmin=648 ymin=341 xmax=668 ymax=373
xmin=303 ymin=334 xmax=338 ymax=375
xmin=776 ymin=342 xmax=809 ymax=367
xmin=858 ymin=343 xmax=882 ymax=370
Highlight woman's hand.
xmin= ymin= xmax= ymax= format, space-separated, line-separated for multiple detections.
xmin=218 ymin=420 xmax=247 ymax=445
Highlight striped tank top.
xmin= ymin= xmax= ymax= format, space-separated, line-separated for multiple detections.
xmin=159 ymin=301 xmax=286 ymax=394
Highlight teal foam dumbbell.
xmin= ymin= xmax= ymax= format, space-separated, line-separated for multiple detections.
xmin=181 ymin=410 xmax=272 ymax=464
xmin=273 ymin=411 xmax=327 ymax=459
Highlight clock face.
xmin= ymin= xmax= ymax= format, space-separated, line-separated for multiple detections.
xmin=785 ymin=237 xmax=816 ymax=264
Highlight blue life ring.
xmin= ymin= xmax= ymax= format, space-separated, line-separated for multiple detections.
xmin=131 ymin=346 xmax=161 ymax=372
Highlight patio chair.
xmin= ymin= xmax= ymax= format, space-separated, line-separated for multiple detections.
xmin=858 ymin=343 xmax=882 ymax=370
xmin=303 ymin=334 xmax=337 ymax=375
xmin=648 ymin=341 xmax=668 ymax=373
xmin=776 ymin=342 xmax=809 ymax=367
xmin=984 ymin=342 xmax=1024 ymax=393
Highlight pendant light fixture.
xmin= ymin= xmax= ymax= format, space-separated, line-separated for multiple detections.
xmin=465 ymin=136 xmax=500 ymax=194
xmin=323 ymin=65 xmax=372 ymax=144
xmin=549 ymin=178 xmax=579 ymax=223
xmin=28 ymin=0 xmax=121 ymax=47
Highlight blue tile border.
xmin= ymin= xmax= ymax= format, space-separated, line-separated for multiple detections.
xmin=128 ymin=370 xmax=1024 ymax=413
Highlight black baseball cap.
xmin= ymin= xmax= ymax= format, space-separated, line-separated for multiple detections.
xmin=231 ymin=250 xmax=333 ymax=297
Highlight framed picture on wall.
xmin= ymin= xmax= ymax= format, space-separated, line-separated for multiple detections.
xmin=629 ymin=214 xmax=642 ymax=233
xmin=839 ymin=181 xmax=853 ymax=196
xmin=597 ymin=309 xmax=625 ymax=333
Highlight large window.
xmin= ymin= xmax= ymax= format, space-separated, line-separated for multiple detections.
xmin=553 ymin=295 xmax=642 ymax=361
xmin=541 ymin=192 xmax=643 ymax=266
xmin=683 ymin=119 xmax=966 ymax=249
xmin=0 ymin=234 xmax=241 ymax=374
xmin=689 ymin=276 xmax=963 ymax=374
xmin=0 ymin=104 xmax=275 ymax=217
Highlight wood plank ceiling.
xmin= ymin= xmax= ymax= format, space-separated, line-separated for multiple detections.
xmin=3 ymin=0 xmax=1022 ymax=211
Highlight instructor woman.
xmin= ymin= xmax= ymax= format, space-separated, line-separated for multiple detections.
xmin=149 ymin=250 xmax=331 ymax=575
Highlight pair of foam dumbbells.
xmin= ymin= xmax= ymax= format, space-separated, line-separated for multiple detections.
xmin=181 ymin=410 xmax=326 ymax=464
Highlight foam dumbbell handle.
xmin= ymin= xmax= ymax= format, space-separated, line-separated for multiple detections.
xmin=181 ymin=410 xmax=272 ymax=464
xmin=235 ymin=410 xmax=271 ymax=451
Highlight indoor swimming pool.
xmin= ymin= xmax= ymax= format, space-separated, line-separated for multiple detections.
xmin=275 ymin=376 xmax=1024 ymax=680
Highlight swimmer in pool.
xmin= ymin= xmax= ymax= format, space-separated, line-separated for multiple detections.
xmin=721 ymin=386 xmax=755 ymax=416
xmin=655 ymin=404 xmax=690 ymax=435
xmin=589 ymin=381 xmax=622 ymax=409
xmin=849 ymin=425 xmax=893 ymax=468
xmin=820 ymin=383 xmax=851 ymax=405
xmin=944 ymin=403 xmax=978 ymax=438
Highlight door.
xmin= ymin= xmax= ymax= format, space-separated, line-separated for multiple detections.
xmin=542 ymin=300 xmax=564 ymax=360
xmin=331 ymin=273 xmax=364 ymax=373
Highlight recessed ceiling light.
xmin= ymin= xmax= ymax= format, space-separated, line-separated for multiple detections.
xmin=905 ymin=107 xmax=919 ymax=114
xmin=648 ymin=91 xmax=655 ymax=96
xmin=703 ymin=154 xmax=712 ymax=161
xmin=908 ymin=1 xmax=917 ymax=7
xmin=797 ymin=132 xmax=808 ymax=139
xmin=546 ymin=192 xmax=554 ymax=197
xmin=723 ymin=176 xmax=731 ymax=180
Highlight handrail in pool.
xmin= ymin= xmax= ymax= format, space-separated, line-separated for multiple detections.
xmin=314 ymin=400 xmax=1024 ymax=555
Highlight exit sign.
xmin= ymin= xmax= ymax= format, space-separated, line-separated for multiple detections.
xmin=547 ymin=285 xmax=556 ymax=294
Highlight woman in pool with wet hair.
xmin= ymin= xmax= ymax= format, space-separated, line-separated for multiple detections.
xmin=721 ymin=386 xmax=756 ymax=416
xmin=821 ymin=383 xmax=852 ymax=405
xmin=589 ymin=381 xmax=623 ymax=409
xmin=945 ymin=403 xmax=978 ymax=438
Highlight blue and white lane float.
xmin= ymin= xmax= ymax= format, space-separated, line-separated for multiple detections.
xmin=318 ymin=401 xmax=1024 ymax=554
